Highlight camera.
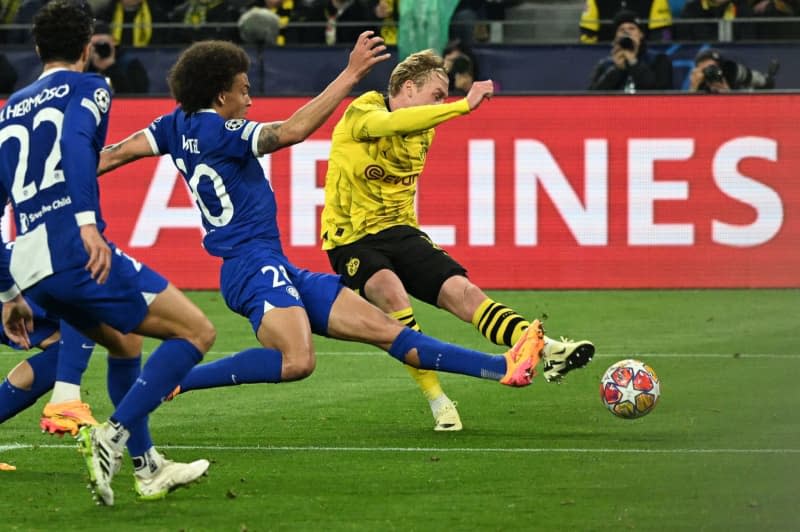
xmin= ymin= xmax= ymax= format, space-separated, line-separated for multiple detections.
xmin=724 ymin=59 xmax=779 ymax=90
xmin=93 ymin=41 xmax=112 ymax=59
xmin=697 ymin=48 xmax=780 ymax=92
xmin=616 ymin=35 xmax=635 ymax=51
xmin=702 ymin=64 xmax=724 ymax=84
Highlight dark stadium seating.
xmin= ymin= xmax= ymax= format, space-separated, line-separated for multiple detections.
xmin=2 ymin=43 xmax=799 ymax=95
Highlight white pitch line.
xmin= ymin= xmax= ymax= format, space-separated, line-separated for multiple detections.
xmin=203 ymin=351 xmax=799 ymax=359
xmin=1 ymin=443 xmax=798 ymax=454
xmin=2 ymin=350 xmax=797 ymax=359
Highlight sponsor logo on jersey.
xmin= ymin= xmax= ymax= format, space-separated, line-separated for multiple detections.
xmin=363 ymin=164 xmax=417 ymax=186
xmin=286 ymin=286 xmax=300 ymax=300
xmin=17 ymin=196 xmax=72 ymax=234
xmin=346 ymin=257 xmax=360 ymax=277
xmin=225 ymin=119 xmax=245 ymax=131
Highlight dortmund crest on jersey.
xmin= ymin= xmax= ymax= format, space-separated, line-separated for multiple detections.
xmin=346 ymin=257 xmax=360 ymax=277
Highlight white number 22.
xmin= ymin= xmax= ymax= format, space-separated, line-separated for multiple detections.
xmin=0 ymin=108 xmax=66 ymax=204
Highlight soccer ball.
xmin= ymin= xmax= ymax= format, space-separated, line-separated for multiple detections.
xmin=600 ymin=359 xmax=660 ymax=419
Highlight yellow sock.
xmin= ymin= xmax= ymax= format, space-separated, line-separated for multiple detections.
xmin=389 ymin=307 xmax=444 ymax=401
xmin=471 ymin=298 xmax=530 ymax=347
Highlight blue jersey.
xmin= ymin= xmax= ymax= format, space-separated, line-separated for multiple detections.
xmin=0 ymin=69 xmax=111 ymax=291
xmin=144 ymin=108 xmax=282 ymax=258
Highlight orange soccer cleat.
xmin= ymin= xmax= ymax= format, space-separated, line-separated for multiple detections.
xmin=500 ymin=319 xmax=545 ymax=387
xmin=40 ymin=400 xmax=98 ymax=437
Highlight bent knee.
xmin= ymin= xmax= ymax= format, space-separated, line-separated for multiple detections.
xmin=191 ymin=318 xmax=216 ymax=354
xmin=7 ymin=360 xmax=34 ymax=390
xmin=364 ymin=271 xmax=410 ymax=310
xmin=281 ymin=349 xmax=316 ymax=381
xmin=97 ymin=328 xmax=143 ymax=358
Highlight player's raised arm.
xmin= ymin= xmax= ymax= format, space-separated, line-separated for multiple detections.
xmin=99 ymin=130 xmax=156 ymax=176
xmin=347 ymin=53 xmax=493 ymax=141
xmin=350 ymin=98 xmax=470 ymax=140
xmin=256 ymin=31 xmax=389 ymax=155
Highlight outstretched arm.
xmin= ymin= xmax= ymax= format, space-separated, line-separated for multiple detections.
xmin=352 ymin=80 xmax=494 ymax=139
xmin=256 ymin=31 xmax=390 ymax=155
xmin=98 ymin=130 xmax=156 ymax=176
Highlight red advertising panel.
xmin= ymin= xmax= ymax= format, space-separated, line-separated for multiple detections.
xmin=7 ymin=95 xmax=799 ymax=288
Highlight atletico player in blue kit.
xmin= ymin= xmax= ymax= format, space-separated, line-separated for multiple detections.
xmin=0 ymin=242 xmax=97 ymax=435
xmin=99 ymin=35 xmax=545 ymax=413
xmin=0 ymin=1 xmax=210 ymax=505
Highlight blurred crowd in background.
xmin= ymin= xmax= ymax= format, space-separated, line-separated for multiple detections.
xmin=0 ymin=0 xmax=798 ymax=94
xmin=2 ymin=0 xmax=798 ymax=47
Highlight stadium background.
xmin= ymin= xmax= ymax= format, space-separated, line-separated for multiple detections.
xmin=1 ymin=20 xmax=800 ymax=530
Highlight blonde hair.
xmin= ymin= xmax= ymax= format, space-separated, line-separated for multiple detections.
xmin=388 ymin=49 xmax=447 ymax=96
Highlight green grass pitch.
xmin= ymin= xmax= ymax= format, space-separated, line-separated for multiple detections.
xmin=1 ymin=289 xmax=798 ymax=531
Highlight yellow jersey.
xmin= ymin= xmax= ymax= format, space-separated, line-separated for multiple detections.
xmin=321 ymin=91 xmax=470 ymax=250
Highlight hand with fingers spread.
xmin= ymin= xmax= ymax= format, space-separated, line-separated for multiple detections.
xmin=80 ymin=224 xmax=112 ymax=284
xmin=465 ymin=79 xmax=494 ymax=111
xmin=344 ymin=30 xmax=391 ymax=82
xmin=2 ymin=295 xmax=33 ymax=349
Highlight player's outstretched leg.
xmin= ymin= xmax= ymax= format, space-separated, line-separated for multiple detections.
xmin=385 ymin=319 xmax=545 ymax=387
xmin=471 ymin=298 xmax=595 ymax=383
xmin=328 ymin=289 xmax=547 ymax=388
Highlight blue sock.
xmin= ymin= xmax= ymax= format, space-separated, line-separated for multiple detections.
xmin=180 ymin=348 xmax=283 ymax=392
xmin=107 ymin=356 xmax=152 ymax=457
xmin=111 ymin=338 xmax=202 ymax=429
xmin=55 ymin=320 xmax=94 ymax=385
xmin=0 ymin=345 xmax=58 ymax=423
xmin=388 ymin=329 xmax=506 ymax=381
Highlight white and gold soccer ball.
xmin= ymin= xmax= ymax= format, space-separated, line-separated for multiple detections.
xmin=600 ymin=359 xmax=660 ymax=419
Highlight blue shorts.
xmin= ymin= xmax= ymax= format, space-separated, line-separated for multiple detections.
xmin=24 ymin=245 xmax=168 ymax=334
xmin=0 ymin=297 xmax=59 ymax=350
xmin=220 ymin=246 xmax=344 ymax=336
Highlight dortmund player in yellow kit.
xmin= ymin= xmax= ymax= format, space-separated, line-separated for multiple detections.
xmin=321 ymin=50 xmax=595 ymax=431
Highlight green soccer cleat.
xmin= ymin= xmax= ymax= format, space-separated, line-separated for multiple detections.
xmin=76 ymin=423 xmax=128 ymax=506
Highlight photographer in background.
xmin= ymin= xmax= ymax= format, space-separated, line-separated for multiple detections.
xmin=588 ymin=10 xmax=672 ymax=92
xmin=689 ymin=48 xmax=778 ymax=93
xmin=87 ymin=21 xmax=149 ymax=94
xmin=443 ymin=38 xmax=478 ymax=96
